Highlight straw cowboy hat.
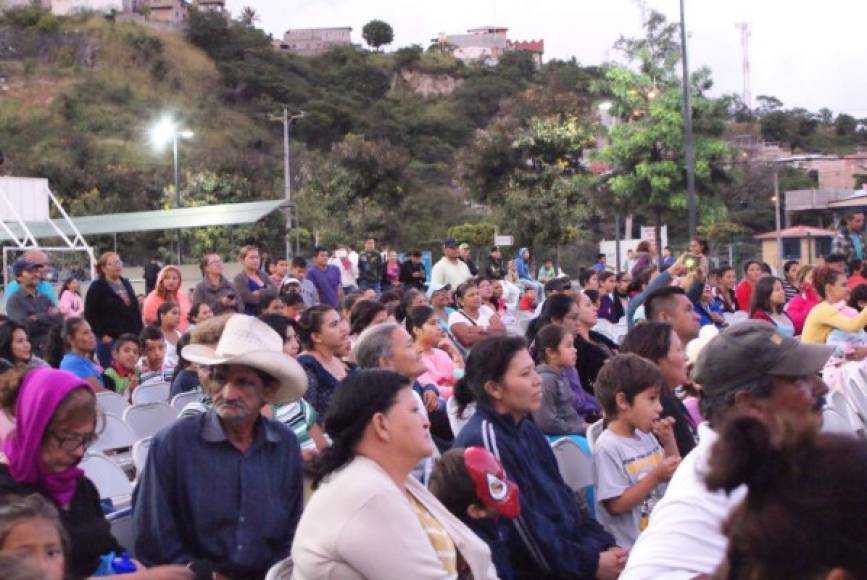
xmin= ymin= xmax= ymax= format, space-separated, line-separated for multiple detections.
xmin=183 ymin=314 xmax=307 ymax=404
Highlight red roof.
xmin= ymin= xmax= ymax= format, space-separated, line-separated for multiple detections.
xmin=753 ymin=226 xmax=836 ymax=240
xmin=508 ymin=39 xmax=544 ymax=53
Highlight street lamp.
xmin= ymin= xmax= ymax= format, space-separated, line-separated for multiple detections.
xmin=679 ymin=0 xmax=698 ymax=239
xmin=269 ymin=108 xmax=305 ymax=260
xmin=598 ymin=101 xmax=622 ymax=272
xmin=151 ymin=115 xmax=193 ymax=262
xmin=150 ymin=115 xmax=194 ymax=209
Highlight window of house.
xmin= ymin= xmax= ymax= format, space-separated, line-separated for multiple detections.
xmin=782 ymin=238 xmax=801 ymax=260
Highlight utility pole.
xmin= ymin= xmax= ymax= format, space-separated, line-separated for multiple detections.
xmin=270 ymin=108 xmax=305 ymax=261
xmin=679 ymin=0 xmax=697 ymax=239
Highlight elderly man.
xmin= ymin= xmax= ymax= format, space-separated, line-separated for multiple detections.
xmin=354 ymin=322 xmax=454 ymax=451
xmin=621 ymin=321 xmax=832 ymax=580
xmin=133 ymin=315 xmax=308 ymax=579
xmin=3 ymin=249 xmax=58 ymax=307
xmin=431 ymin=238 xmax=472 ymax=289
xmin=5 ymin=257 xmax=62 ymax=356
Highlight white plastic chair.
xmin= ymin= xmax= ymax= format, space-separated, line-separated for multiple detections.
xmin=132 ymin=437 xmax=153 ymax=474
xmin=170 ymin=390 xmax=203 ymax=413
xmin=593 ymin=319 xmax=617 ymax=342
xmin=265 ymin=557 xmax=293 ymax=580
xmin=827 ymin=388 xmax=867 ymax=437
xmin=132 ymin=383 xmax=170 ymax=405
xmin=91 ymin=413 xmax=138 ymax=454
xmin=80 ymin=452 xmax=133 ymax=505
xmin=550 ymin=437 xmax=595 ymax=492
xmin=586 ymin=419 xmax=604 ymax=451
xmin=446 ymin=397 xmax=475 ymax=438
xmin=96 ymin=391 xmax=130 ymax=418
xmin=729 ymin=311 xmax=749 ymax=325
xmin=123 ymin=403 xmax=177 ymax=439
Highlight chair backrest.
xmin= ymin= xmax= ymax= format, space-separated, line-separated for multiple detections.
xmin=96 ymin=391 xmax=129 ymax=418
xmin=265 ymin=557 xmax=294 ymax=580
xmin=550 ymin=436 xmax=595 ymax=492
xmin=132 ymin=383 xmax=170 ymax=405
xmin=79 ymin=452 xmax=133 ymax=501
xmin=90 ymin=413 xmax=138 ymax=453
xmin=844 ymin=375 xmax=867 ymax=422
xmin=593 ymin=319 xmax=616 ymax=342
xmin=132 ymin=437 xmax=153 ymax=474
xmin=106 ymin=507 xmax=135 ymax=558
xmin=445 ymin=397 xmax=475 ymax=438
xmin=586 ymin=418 xmax=605 ymax=451
xmin=822 ymin=405 xmax=857 ymax=435
xmin=170 ymin=390 xmax=204 ymax=413
xmin=123 ymin=402 xmax=177 ymax=439
xmin=730 ymin=311 xmax=749 ymax=325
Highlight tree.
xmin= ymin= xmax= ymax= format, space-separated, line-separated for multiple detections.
xmin=362 ymin=20 xmax=394 ymax=51
xmin=239 ymin=6 xmax=257 ymax=27
xmin=835 ymin=113 xmax=858 ymax=136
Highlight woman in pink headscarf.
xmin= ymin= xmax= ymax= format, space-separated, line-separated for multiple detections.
xmin=0 ymin=366 xmax=190 ymax=579
xmin=142 ymin=265 xmax=191 ymax=333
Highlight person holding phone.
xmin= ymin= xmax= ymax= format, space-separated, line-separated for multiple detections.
xmin=192 ymin=253 xmax=238 ymax=316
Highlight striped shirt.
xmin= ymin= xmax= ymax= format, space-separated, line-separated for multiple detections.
xmin=271 ymin=399 xmax=317 ymax=450
xmin=407 ymin=493 xmax=457 ymax=578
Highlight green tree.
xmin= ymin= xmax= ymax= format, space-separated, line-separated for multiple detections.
xmin=239 ymin=6 xmax=257 ymax=27
xmin=362 ymin=20 xmax=394 ymax=51
xmin=835 ymin=113 xmax=858 ymax=136
xmin=447 ymin=223 xmax=497 ymax=249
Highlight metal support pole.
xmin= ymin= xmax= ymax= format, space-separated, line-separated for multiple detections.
xmin=283 ymin=107 xmax=292 ymax=261
xmin=173 ymin=134 xmax=181 ymax=264
xmin=615 ymin=211 xmax=622 ymax=273
xmin=680 ymin=0 xmax=697 ymax=239
xmin=774 ymin=167 xmax=782 ymax=272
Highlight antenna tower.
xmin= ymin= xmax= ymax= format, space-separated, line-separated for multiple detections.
xmin=735 ymin=22 xmax=751 ymax=109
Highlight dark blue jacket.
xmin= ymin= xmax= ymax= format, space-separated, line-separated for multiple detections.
xmin=455 ymin=403 xmax=615 ymax=579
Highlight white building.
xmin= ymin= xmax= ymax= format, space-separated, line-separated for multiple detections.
xmin=275 ymin=27 xmax=353 ymax=56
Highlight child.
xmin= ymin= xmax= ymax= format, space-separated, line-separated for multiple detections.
xmin=0 ymin=494 xmax=67 ymax=580
xmin=532 ymin=324 xmax=587 ymax=436
xmin=592 ymin=353 xmax=681 ymax=548
xmin=282 ymin=292 xmax=305 ymax=320
xmin=286 ymin=256 xmax=319 ymax=308
xmin=57 ymin=277 xmax=83 ymax=319
xmin=136 ymin=325 xmax=172 ymax=390
xmin=262 ymin=296 xmax=287 ymax=316
xmin=429 ymin=447 xmax=520 ymax=580
xmin=102 ymin=333 xmax=139 ymax=395
xmin=518 ymin=288 xmax=538 ymax=312
xmin=156 ymin=302 xmax=181 ymax=371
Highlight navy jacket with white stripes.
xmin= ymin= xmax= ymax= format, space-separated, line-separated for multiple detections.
xmin=454 ymin=402 xmax=616 ymax=579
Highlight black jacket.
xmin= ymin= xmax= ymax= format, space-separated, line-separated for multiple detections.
xmin=399 ymin=259 xmax=426 ymax=289
xmin=575 ymin=331 xmax=617 ymax=394
xmin=0 ymin=464 xmax=121 ymax=579
xmin=485 ymin=257 xmax=508 ymax=280
xmin=84 ymin=277 xmax=143 ymax=340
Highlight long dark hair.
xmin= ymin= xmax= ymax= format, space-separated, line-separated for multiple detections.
xmin=620 ymin=321 xmax=674 ymax=364
xmin=750 ymin=276 xmax=783 ymax=315
xmin=313 ymin=370 xmax=410 ymax=488
xmin=44 ymin=317 xmax=90 ymax=368
xmin=454 ymin=335 xmax=526 ymax=417
xmin=405 ymin=305 xmax=435 ymax=338
xmin=349 ymin=300 xmax=387 ymax=336
xmin=525 ymin=293 xmax=575 ymax=344
xmin=0 ymin=321 xmax=29 ymax=365
xmin=533 ymin=323 xmax=570 ymax=365
xmin=705 ymin=415 xmax=867 ymax=579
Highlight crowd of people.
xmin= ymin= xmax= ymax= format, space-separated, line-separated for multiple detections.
xmin=0 ymin=228 xmax=865 ymax=580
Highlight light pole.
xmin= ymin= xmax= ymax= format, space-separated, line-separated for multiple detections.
xmin=598 ymin=101 xmax=622 ymax=272
xmin=151 ymin=115 xmax=193 ymax=262
xmin=270 ymin=109 xmax=305 ymax=260
xmin=679 ymin=0 xmax=697 ymax=239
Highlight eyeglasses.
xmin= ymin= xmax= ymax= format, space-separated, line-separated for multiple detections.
xmin=106 ymin=260 xmax=123 ymax=267
xmin=49 ymin=431 xmax=98 ymax=452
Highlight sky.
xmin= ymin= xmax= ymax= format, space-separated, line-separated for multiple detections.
xmin=226 ymin=0 xmax=867 ymax=116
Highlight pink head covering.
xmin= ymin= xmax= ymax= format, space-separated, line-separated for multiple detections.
xmin=3 ymin=368 xmax=93 ymax=506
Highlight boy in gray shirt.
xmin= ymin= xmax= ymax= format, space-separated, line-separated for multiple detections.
xmin=592 ymin=354 xmax=681 ymax=547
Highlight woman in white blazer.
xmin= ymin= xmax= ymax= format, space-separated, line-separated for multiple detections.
xmin=291 ymin=369 xmax=499 ymax=580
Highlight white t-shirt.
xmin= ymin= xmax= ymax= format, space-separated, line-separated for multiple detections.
xmin=620 ymin=423 xmax=747 ymax=580
xmin=431 ymin=258 xmax=472 ymax=289
xmin=447 ymin=305 xmax=496 ymax=331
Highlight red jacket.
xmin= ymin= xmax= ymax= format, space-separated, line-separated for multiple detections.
xmin=735 ymin=279 xmax=753 ymax=312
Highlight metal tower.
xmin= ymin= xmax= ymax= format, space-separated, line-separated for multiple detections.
xmin=736 ymin=22 xmax=751 ymax=109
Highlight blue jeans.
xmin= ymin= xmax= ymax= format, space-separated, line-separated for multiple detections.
xmin=359 ymin=280 xmax=381 ymax=295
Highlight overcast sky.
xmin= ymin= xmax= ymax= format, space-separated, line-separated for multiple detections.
xmin=226 ymin=0 xmax=866 ymax=116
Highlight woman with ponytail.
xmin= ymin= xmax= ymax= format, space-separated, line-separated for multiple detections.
xmin=706 ymin=414 xmax=867 ymax=580
xmin=291 ymin=369 xmax=497 ymax=580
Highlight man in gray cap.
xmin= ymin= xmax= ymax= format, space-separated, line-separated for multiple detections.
xmin=621 ymin=321 xmax=832 ymax=580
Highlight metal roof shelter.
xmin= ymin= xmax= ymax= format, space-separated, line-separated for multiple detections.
xmin=0 ymin=199 xmax=289 ymax=241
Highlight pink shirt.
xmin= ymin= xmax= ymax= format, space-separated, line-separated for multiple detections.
xmin=142 ymin=290 xmax=191 ymax=333
xmin=417 ymin=347 xmax=456 ymax=399
xmin=58 ymin=290 xmax=84 ymax=319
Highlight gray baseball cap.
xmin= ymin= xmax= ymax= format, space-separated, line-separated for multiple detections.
xmin=692 ymin=321 xmax=833 ymax=397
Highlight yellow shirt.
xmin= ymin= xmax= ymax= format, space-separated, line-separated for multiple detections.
xmin=408 ymin=493 xmax=458 ymax=577
xmin=801 ymin=301 xmax=867 ymax=344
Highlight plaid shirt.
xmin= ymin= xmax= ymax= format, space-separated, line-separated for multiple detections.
xmin=831 ymin=226 xmax=862 ymax=263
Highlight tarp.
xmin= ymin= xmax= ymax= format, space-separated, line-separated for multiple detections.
xmin=0 ymin=199 xmax=289 ymax=242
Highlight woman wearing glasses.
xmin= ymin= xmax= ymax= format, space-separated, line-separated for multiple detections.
xmin=192 ymin=253 xmax=239 ymax=316
xmin=84 ymin=252 xmax=143 ymax=368
xmin=0 ymin=366 xmax=190 ymax=579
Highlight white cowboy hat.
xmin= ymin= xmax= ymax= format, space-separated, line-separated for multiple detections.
xmin=183 ymin=314 xmax=307 ymax=404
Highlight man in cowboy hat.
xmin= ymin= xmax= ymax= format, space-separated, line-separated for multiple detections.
xmin=133 ymin=314 xmax=308 ymax=579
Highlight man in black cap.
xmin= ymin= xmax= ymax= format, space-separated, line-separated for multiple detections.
xmin=621 ymin=321 xmax=832 ymax=580
xmin=484 ymin=246 xmax=508 ymax=280
xmin=6 ymin=258 xmax=63 ymax=356
xmin=430 ymin=238 xmax=472 ymax=289
xmin=398 ymin=250 xmax=427 ymax=291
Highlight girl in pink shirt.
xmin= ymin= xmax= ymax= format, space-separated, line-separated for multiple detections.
xmin=406 ymin=304 xmax=464 ymax=399
xmin=58 ymin=277 xmax=84 ymax=319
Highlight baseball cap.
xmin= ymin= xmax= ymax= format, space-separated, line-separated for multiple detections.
xmin=13 ymin=258 xmax=43 ymax=276
xmin=426 ymin=281 xmax=451 ymax=300
xmin=442 ymin=238 xmax=459 ymax=248
xmin=692 ymin=321 xmax=833 ymax=397
xmin=458 ymin=242 xmax=470 ymax=250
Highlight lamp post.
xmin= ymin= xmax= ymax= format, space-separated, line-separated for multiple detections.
xmin=679 ymin=0 xmax=697 ymax=239
xmin=151 ymin=115 xmax=193 ymax=262
xmin=269 ymin=109 xmax=306 ymax=260
xmin=598 ymin=101 xmax=623 ymax=272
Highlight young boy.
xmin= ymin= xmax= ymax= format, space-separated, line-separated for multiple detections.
xmin=102 ymin=333 xmax=140 ymax=395
xmin=136 ymin=325 xmax=173 ymax=389
xmin=282 ymin=292 xmax=305 ymax=320
xmin=592 ymin=353 xmax=681 ymax=548
xmin=286 ymin=256 xmax=319 ymax=308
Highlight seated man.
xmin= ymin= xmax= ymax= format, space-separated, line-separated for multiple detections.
xmin=132 ymin=314 xmax=308 ymax=579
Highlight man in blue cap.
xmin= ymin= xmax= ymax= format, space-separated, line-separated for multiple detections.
xmin=6 ymin=257 xmax=63 ymax=356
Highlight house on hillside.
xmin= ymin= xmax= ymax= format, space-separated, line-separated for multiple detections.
xmin=434 ymin=26 xmax=544 ymax=66
xmin=782 ymin=152 xmax=867 ymax=227
xmin=49 ymin=0 xmax=126 ymax=15
xmin=274 ymin=27 xmax=353 ymax=56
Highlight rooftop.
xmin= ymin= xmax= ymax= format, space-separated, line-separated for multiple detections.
xmin=754 ymin=226 xmax=836 ymax=240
